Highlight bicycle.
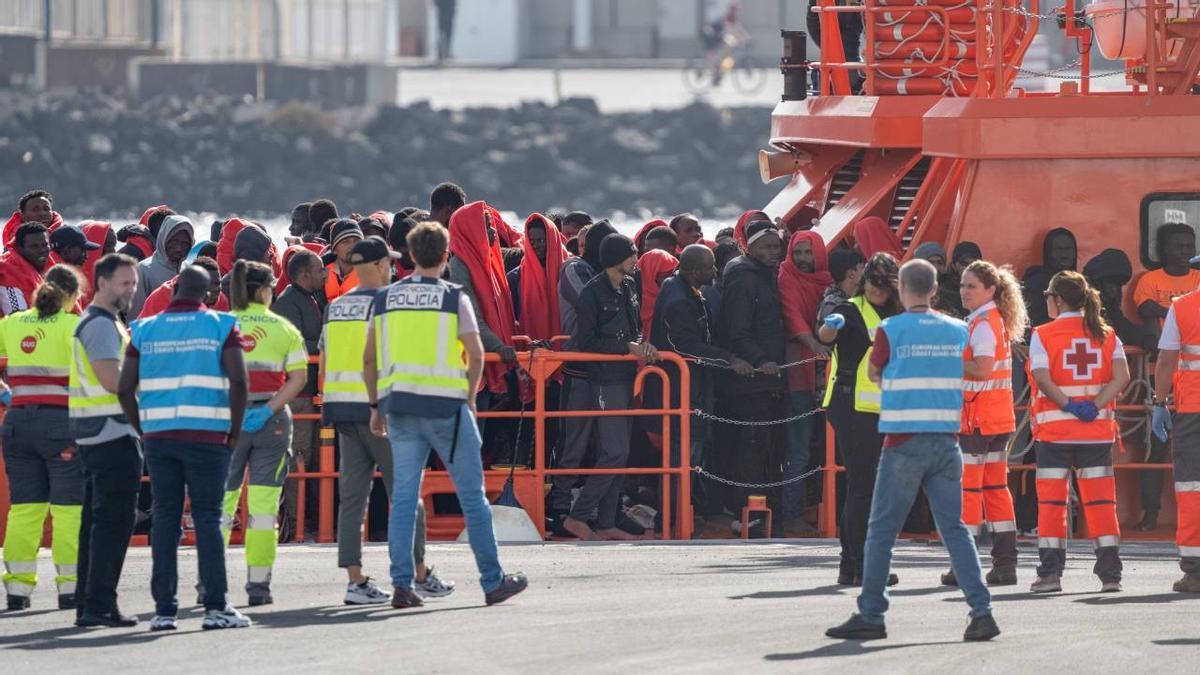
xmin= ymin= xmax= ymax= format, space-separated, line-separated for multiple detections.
xmin=683 ymin=41 xmax=768 ymax=95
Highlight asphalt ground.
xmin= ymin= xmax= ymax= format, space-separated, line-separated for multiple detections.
xmin=0 ymin=539 xmax=1196 ymax=673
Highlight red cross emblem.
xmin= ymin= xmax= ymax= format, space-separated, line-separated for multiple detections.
xmin=1063 ymin=339 xmax=1101 ymax=380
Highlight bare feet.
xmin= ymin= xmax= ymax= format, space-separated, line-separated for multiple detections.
xmin=562 ymin=516 xmax=598 ymax=541
xmin=596 ymin=527 xmax=644 ymax=541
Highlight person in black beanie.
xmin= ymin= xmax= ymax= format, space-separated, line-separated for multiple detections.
xmin=388 ymin=212 xmax=420 ymax=277
xmin=552 ymin=233 xmax=658 ymax=541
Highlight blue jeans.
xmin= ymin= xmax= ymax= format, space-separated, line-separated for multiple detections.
xmin=144 ymin=438 xmax=231 ymax=615
xmin=857 ymin=433 xmax=992 ymax=624
xmin=387 ymin=406 xmax=503 ymax=592
xmin=784 ymin=391 xmax=816 ymax=520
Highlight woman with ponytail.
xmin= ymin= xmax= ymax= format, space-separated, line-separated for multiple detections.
xmin=222 ymin=259 xmax=308 ymax=606
xmin=1026 ymin=270 xmax=1130 ymax=594
xmin=0 ymin=264 xmax=84 ymax=611
xmin=941 ymin=261 xmax=1028 ymax=588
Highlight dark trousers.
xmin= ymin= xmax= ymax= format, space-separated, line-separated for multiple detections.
xmin=145 ymin=438 xmax=231 ymax=615
xmin=709 ymin=390 xmax=788 ymax=519
xmin=550 ymin=378 xmax=633 ymax=530
xmin=75 ymin=436 xmax=142 ymax=616
xmin=1140 ymin=431 xmax=1170 ymax=515
xmin=829 ymin=391 xmax=882 ymax=578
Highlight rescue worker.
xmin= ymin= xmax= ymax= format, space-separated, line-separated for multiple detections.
xmin=71 ymin=254 xmax=143 ymax=627
xmin=941 ymin=260 xmax=1027 ymax=588
xmin=818 ymin=252 xmax=902 ymax=585
xmin=119 ymin=264 xmax=251 ymax=630
xmin=1027 ymin=271 xmax=1129 ymax=593
xmin=363 ymin=221 xmax=527 ymax=609
xmin=222 ymin=260 xmax=308 ymax=606
xmin=322 ymin=236 xmax=453 ymax=605
xmin=1148 ymin=252 xmax=1200 ymax=592
xmin=0 ymin=265 xmax=84 ymax=611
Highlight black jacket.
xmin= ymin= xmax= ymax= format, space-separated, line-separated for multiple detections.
xmin=650 ymin=273 xmax=732 ymax=411
xmin=570 ymin=272 xmax=641 ymax=383
xmin=272 ymin=284 xmax=325 ymax=397
xmin=1083 ymin=248 xmax=1156 ymax=352
xmin=716 ymin=255 xmax=786 ymax=395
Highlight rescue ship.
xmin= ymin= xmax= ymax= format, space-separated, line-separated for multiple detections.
xmin=760 ymin=0 xmax=1200 ymax=540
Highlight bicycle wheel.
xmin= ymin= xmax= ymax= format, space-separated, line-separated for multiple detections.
xmin=682 ymin=58 xmax=712 ymax=94
xmin=733 ymin=57 xmax=768 ymax=94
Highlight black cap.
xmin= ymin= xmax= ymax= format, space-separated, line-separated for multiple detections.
xmin=50 ymin=225 xmax=101 ymax=251
xmin=599 ymin=233 xmax=637 ymax=269
xmin=348 ymin=236 xmax=402 ymax=265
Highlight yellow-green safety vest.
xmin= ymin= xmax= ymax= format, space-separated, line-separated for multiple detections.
xmin=0 ymin=308 xmax=77 ymax=407
xmin=232 ymin=302 xmax=308 ymax=404
xmin=321 ymin=288 xmax=376 ymax=424
xmin=69 ymin=311 xmax=128 ymax=421
xmin=822 ymin=295 xmax=882 ymax=414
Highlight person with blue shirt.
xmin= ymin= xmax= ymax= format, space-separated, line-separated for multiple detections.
xmin=826 ymin=258 xmax=999 ymax=642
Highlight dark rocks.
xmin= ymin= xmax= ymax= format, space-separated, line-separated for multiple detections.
xmin=0 ymin=88 xmax=777 ymax=220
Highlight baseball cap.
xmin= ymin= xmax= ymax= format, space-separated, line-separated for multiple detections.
xmin=348 ymin=236 xmax=402 ymax=265
xmin=50 ymin=225 xmax=102 ymax=251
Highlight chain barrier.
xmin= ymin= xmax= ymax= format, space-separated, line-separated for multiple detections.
xmin=692 ymin=405 xmax=826 ymax=427
xmin=692 ymin=463 xmax=827 ymax=489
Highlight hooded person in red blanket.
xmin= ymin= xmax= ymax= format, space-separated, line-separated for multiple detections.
xmin=507 ymin=213 xmax=568 ymax=343
xmin=778 ymin=230 xmax=833 ymax=536
xmin=0 ymin=221 xmax=52 ymax=316
xmin=447 ymin=202 xmax=520 ymax=415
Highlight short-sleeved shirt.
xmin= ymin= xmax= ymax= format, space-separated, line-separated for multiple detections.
xmin=1159 ymin=305 xmax=1182 ymax=351
xmin=965 ymin=301 xmax=997 ymax=358
xmin=1134 ymin=269 xmax=1200 ymax=326
xmin=1029 ymin=312 xmax=1126 ymax=369
xmin=75 ymin=306 xmax=138 ymax=445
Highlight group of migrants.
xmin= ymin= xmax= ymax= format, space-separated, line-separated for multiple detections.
xmin=1 ymin=185 xmax=1199 ymax=638
xmin=0 ymin=186 xmax=529 ymax=630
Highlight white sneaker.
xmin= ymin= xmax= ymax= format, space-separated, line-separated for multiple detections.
xmin=202 ymin=605 xmax=252 ymax=630
xmin=415 ymin=568 xmax=456 ymax=598
xmin=344 ymin=577 xmax=391 ymax=605
xmin=149 ymin=615 xmax=177 ymax=632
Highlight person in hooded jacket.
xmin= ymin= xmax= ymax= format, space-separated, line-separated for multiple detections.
xmin=128 ymin=215 xmax=193 ymax=319
xmin=114 ymin=225 xmax=155 ymax=263
xmin=1023 ymin=228 xmax=1078 ymax=331
xmin=559 ymin=220 xmax=613 ymax=337
xmin=710 ymin=219 xmax=789 ymax=536
xmin=507 ymin=214 xmax=567 ymax=336
xmin=1083 ymin=247 xmax=1166 ymax=533
xmin=0 ymin=222 xmax=52 ymax=317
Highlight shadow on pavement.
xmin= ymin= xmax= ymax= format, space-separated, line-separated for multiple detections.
xmin=1075 ymin=593 xmax=1200 ymax=606
xmin=0 ymin=610 xmax=204 ymax=650
xmin=944 ymin=591 xmax=1095 ymax=602
xmin=729 ymin=584 xmax=849 ymax=600
xmin=247 ymin=603 xmax=482 ymax=629
xmin=764 ymin=640 xmax=962 ymax=660
xmin=1153 ymin=638 xmax=1200 ymax=646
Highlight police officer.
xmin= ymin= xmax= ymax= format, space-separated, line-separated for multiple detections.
xmin=1 ymin=264 xmax=83 ymax=611
xmin=363 ymin=221 xmax=527 ymax=609
xmin=222 ymin=260 xmax=307 ymax=607
xmin=322 ymin=236 xmax=453 ymax=605
xmin=71 ymin=254 xmax=143 ymax=627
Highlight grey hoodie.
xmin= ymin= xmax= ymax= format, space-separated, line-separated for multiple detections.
xmin=129 ymin=214 xmax=194 ymax=319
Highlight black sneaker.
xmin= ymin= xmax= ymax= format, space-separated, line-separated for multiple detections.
xmin=851 ymin=574 xmax=899 ymax=587
xmin=941 ymin=569 xmax=958 ymax=586
xmin=58 ymin=594 xmax=78 ymax=611
xmin=6 ymin=596 xmax=30 ymax=611
xmin=76 ymin=609 xmax=139 ymax=628
xmin=485 ymin=574 xmax=528 ymax=606
xmin=963 ymin=613 xmax=1001 ymax=641
xmin=825 ymin=613 xmax=887 ymax=640
xmin=247 ymin=593 xmax=274 ymax=607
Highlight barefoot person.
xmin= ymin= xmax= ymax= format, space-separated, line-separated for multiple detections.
xmin=827 ymin=259 xmax=999 ymax=642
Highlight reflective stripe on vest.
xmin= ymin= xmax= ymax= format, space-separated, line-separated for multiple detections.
xmin=1028 ymin=316 xmax=1118 ymax=443
xmin=321 ymin=290 xmax=375 ymax=424
xmin=69 ymin=311 xmax=130 ymax=422
xmin=232 ymin=303 xmax=308 ymax=403
xmin=374 ymin=277 xmax=469 ymax=417
xmin=130 ymin=309 xmax=237 ymax=434
xmin=961 ymin=305 xmax=1015 ymax=435
xmin=821 ymin=295 xmax=882 ymax=414
xmin=1172 ymin=292 xmax=1200 ymax=413
xmin=0 ymin=309 xmax=77 ymax=407
xmin=877 ymin=310 xmax=968 ymax=433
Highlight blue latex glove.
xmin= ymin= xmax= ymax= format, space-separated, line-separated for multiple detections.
xmin=823 ymin=313 xmax=846 ymax=331
xmin=1152 ymin=404 xmax=1173 ymax=442
xmin=0 ymin=389 xmax=10 ymax=407
xmin=1063 ymin=400 xmax=1099 ymax=423
xmin=242 ymin=405 xmax=273 ymax=433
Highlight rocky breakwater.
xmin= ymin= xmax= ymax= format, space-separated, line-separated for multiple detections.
xmin=0 ymin=89 xmax=778 ymax=220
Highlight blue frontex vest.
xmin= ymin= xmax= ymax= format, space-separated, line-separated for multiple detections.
xmin=130 ymin=309 xmax=238 ymax=434
xmin=878 ymin=310 xmax=968 ymax=434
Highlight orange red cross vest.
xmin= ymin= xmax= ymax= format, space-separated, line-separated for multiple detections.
xmin=1029 ymin=314 xmax=1118 ymax=443
xmin=961 ymin=305 xmax=1014 ymax=435
xmin=1170 ymin=290 xmax=1200 ymax=413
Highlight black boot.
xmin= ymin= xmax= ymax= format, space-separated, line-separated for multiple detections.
xmin=963 ymin=613 xmax=1001 ymax=641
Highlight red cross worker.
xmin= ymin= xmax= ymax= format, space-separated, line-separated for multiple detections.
xmin=1027 ymin=272 xmax=1131 ymax=594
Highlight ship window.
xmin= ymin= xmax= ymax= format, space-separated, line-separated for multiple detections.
xmin=1141 ymin=193 xmax=1200 ymax=269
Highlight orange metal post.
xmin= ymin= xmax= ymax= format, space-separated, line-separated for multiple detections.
xmin=318 ymin=426 xmax=336 ymax=543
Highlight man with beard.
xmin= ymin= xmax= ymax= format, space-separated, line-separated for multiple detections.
xmin=71 ymin=254 xmax=144 ymax=627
